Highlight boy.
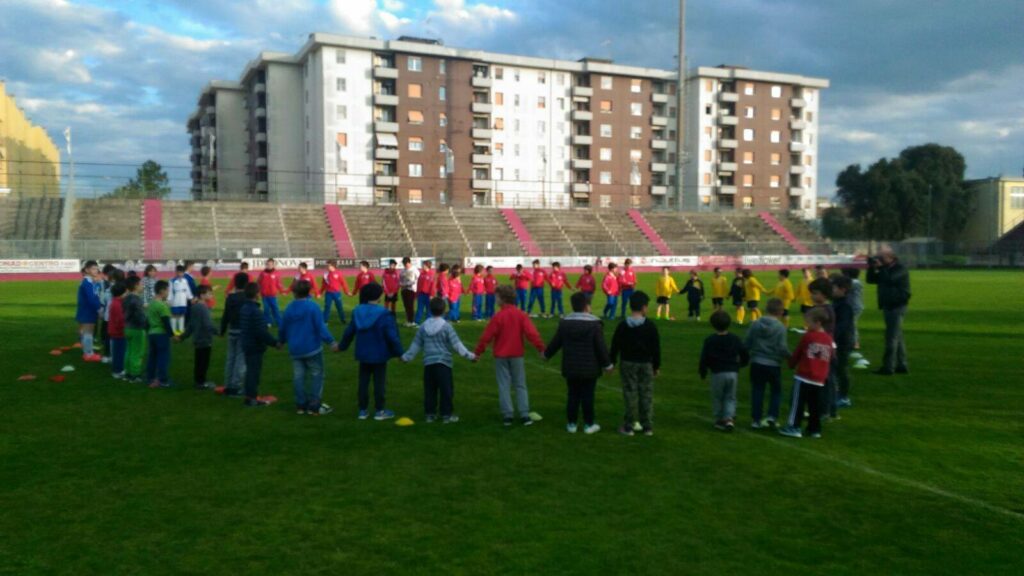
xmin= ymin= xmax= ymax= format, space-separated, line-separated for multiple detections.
xmin=474 ymin=285 xmax=546 ymax=427
xmin=258 ymin=258 xmax=286 ymax=328
xmin=527 ymin=259 xmax=547 ymax=318
xmin=414 ymin=260 xmax=436 ymax=324
xmin=220 ymin=273 xmax=250 ymax=397
xmin=402 ymin=297 xmax=477 ymax=424
xmin=729 ymin=268 xmax=746 ymax=324
xmin=483 ymin=265 xmax=498 ymax=319
xmin=470 ymin=264 xmax=486 ymax=321
xmin=280 ymin=280 xmax=338 ymax=415
xmin=842 ymin=268 xmax=865 ymax=351
xmin=399 ymin=257 xmax=420 ymax=327
xmin=830 ymin=274 xmax=855 ymax=409
xmin=447 ymin=264 xmax=464 ymax=323
xmin=354 ymin=260 xmax=377 ymax=293
xmin=290 ymin=262 xmax=320 ymax=298
xmin=699 ymin=310 xmax=750 ymax=431
xmin=544 ymin=291 xmax=612 ymax=434
xmin=771 ymin=269 xmax=796 ymax=327
xmin=142 ymin=264 xmax=158 ymax=306
xmin=744 ymin=298 xmax=790 ymax=429
xmin=575 ymin=264 xmax=596 ymax=302
xmin=199 ymin=265 xmax=217 ymax=309
xmin=435 ymin=263 xmax=450 ymax=314
xmin=98 ymin=264 xmax=118 ymax=362
xmin=340 ymin=283 xmax=405 ymax=420
xmin=680 ymin=270 xmax=705 ymax=321
xmin=510 ymin=264 xmax=531 ymax=311
xmin=779 ymin=307 xmax=834 ymax=439
xmin=548 ymin=262 xmax=567 ymax=318
xmin=321 ymin=259 xmax=351 ymax=326
xmin=618 ymin=259 xmax=637 ymax=319
xmin=654 ymin=266 xmax=679 ymax=320
xmin=610 ymin=291 xmax=662 ymax=437
xmin=710 ymin=267 xmax=728 ymax=312
xmin=177 ymin=285 xmax=218 ymax=390
xmin=123 ymin=276 xmax=147 ymax=384
xmin=742 ymin=269 xmax=767 ymax=323
xmin=76 ymin=260 xmax=103 ymax=362
xmin=145 ymin=280 xmax=174 ymax=388
xmin=169 ymin=265 xmax=194 ymax=336
xmin=226 ymin=262 xmax=252 ymax=294
xmin=382 ymin=259 xmax=401 ymax=315
xmin=601 ymin=263 xmax=620 ymax=320
xmin=108 ymin=283 xmax=127 ymax=379
xmin=239 ymin=283 xmax=279 ymax=406
xmin=807 ymin=277 xmax=837 ymax=419
xmin=796 ymin=268 xmax=815 ymax=316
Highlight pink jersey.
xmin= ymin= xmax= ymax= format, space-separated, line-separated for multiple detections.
xmin=530 ymin=269 xmax=547 ymax=288
xmin=575 ymin=273 xmax=596 ymax=293
xmin=354 ymin=271 xmax=376 ymax=292
xmin=417 ymin=269 xmax=436 ymax=295
xmin=470 ymin=274 xmax=486 ymax=295
xmin=382 ymin=269 xmax=400 ymax=295
xmin=436 ymin=272 xmax=449 ymax=298
xmin=448 ymin=277 xmax=464 ymax=300
xmin=548 ymin=270 xmax=567 ymax=290
xmin=484 ymin=274 xmax=498 ymax=295
xmin=602 ymin=273 xmax=620 ymax=296
xmin=620 ymin=268 xmax=637 ymax=289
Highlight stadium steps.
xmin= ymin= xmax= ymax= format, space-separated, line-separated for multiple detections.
xmin=759 ymin=212 xmax=809 ymax=254
xmin=70 ymin=198 xmax=142 ymax=259
xmin=142 ymin=199 xmax=163 ymax=259
xmin=279 ymin=204 xmax=339 ymax=258
xmin=500 ymin=208 xmax=543 ymax=256
xmin=324 ymin=205 xmax=357 ymax=259
xmin=0 ymin=198 xmax=16 ymax=238
xmin=399 ymin=206 xmax=469 ymax=263
xmin=642 ymin=212 xmax=712 ymax=255
xmin=628 ymin=210 xmax=673 ymax=256
xmin=596 ymin=210 xmax=659 ymax=255
xmin=452 ymin=208 xmax=524 ymax=258
xmin=341 ymin=205 xmax=415 ymax=260
xmin=516 ymin=209 xmax=575 ymax=256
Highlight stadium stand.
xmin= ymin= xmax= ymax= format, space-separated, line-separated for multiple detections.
xmin=452 ymin=208 xmax=524 ymax=257
xmin=0 ymin=197 xmax=63 ymax=240
xmin=71 ymin=198 xmax=142 ymax=259
xmin=642 ymin=212 xmax=711 ymax=255
xmin=628 ymin=209 xmax=673 ymax=256
xmin=516 ymin=210 xmax=576 ymax=256
xmin=399 ymin=206 xmax=470 ymax=263
xmin=341 ymin=205 xmax=415 ymax=259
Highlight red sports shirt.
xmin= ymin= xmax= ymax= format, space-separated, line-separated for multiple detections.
xmin=321 ymin=269 xmax=349 ymax=295
xmin=382 ymin=269 xmax=400 ymax=295
xmin=417 ymin=269 xmax=436 ymax=296
xmin=789 ymin=330 xmax=835 ymax=386
xmin=548 ymin=270 xmax=567 ymax=290
xmin=470 ymin=274 xmax=486 ymax=295
xmin=620 ymin=268 xmax=637 ymax=289
xmin=602 ymin=273 xmax=620 ymax=296
xmin=484 ymin=274 xmax=498 ymax=295
xmin=354 ymin=271 xmax=376 ymax=293
xmin=575 ymin=273 xmax=596 ymax=293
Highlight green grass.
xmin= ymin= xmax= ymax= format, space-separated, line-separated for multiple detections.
xmin=1 ymin=270 xmax=1022 ymax=575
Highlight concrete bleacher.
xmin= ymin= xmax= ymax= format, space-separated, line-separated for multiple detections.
xmin=452 ymin=208 xmax=524 ymax=257
xmin=643 ymin=212 xmax=710 ymax=254
xmin=400 ymin=206 xmax=469 ymax=262
xmin=516 ymin=210 xmax=576 ymax=256
xmin=341 ymin=205 xmax=415 ymax=259
xmin=0 ymin=197 xmax=63 ymax=240
xmin=70 ymin=198 xmax=142 ymax=259
xmin=723 ymin=213 xmax=796 ymax=254
xmin=550 ymin=211 xmax=613 ymax=256
xmin=595 ymin=211 xmax=656 ymax=255
xmin=279 ymin=204 xmax=340 ymax=258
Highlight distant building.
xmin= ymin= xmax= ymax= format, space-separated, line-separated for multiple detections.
xmin=0 ymin=81 xmax=60 ymax=197
xmin=960 ymin=176 xmax=1024 ymax=245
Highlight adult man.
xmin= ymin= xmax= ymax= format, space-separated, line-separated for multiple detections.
xmin=866 ymin=247 xmax=911 ymax=375
xmin=399 ymin=257 xmax=420 ymax=327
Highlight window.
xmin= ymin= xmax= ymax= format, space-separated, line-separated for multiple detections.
xmin=704 ymin=149 xmax=713 ymax=162
xmin=537 ymin=121 xmax=546 ymax=133
xmin=599 ymin=171 xmax=612 ymax=185
xmin=703 ymin=173 xmax=712 ymax=185
xmin=336 ymin=132 xmax=348 ymax=147
xmin=600 ymin=148 xmax=612 ymax=161
xmin=601 ymin=195 xmax=612 ymax=208
xmin=743 ymin=128 xmax=755 ymax=141
xmin=336 ymin=105 xmax=347 ymax=120
xmin=439 ymin=165 xmax=447 ymax=178
xmin=513 ymin=69 xmax=520 ymax=82
xmin=744 ymin=106 xmax=755 ymax=119
xmin=409 ymin=189 xmax=423 ymax=203
xmin=601 ymin=76 xmax=613 ymax=90
xmin=630 ymin=102 xmax=643 ymax=116
xmin=408 ymin=137 xmax=423 ymax=151
xmin=770 ymin=175 xmax=781 ymax=188
xmin=743 ymin=174 xmax=754 ymax=188
xmin=805 ymin=154 xmax=813 ymax=166
xmin=439 ymin=60 xmax=446 ymax=74
xmin=600 ymin=124 xmax=613 ymax=138
xmin=1010 ymin=187 xmax=1024 ymax=209
xmin=743 ymin=196 xmax=753 ymax=209
xmin=557 ymin=97 xmax=565 ymax=110
xmin=630 ymin=150 xmax=643 ymax=161
xmin=408 ymin=110 xmax=424 ymax=124
xmin=631 ymin=78 xmax=642 ymax=93
xmin=743 ymin=151 xmax=754 ymax=164
xmin=599 ymin=100 xmax=613 ymax=113
xmin=514 ymin=119 xmax=521 ymax=133
xmin=408 ymin=57 xmax=422 ymax=71
xmin=494 ymin=168 xmax=504 ymax=180
xmin=744 ymin=83 xmax=755 ymax=95
xmin=495 ymin=67 xmax=504 ymax=79
xmin=770 ymin=152 xmax=781 ymax=165
xmin=556 ymin=170 xmax=565 ymax=181
xmin=408 ymin=83 xmax=422 ymax=98
xmin=439 ymin=113 xmax=447 ymax=127
xmin=630 ymin=170 xmax=642 ymax=186
xmin=439 ymin=86 xmax=446 ymax=101
xmin=336 ymin=78 xmax=346 ymax=92
xmin=514 ymin=144 xmax=520 ymax=157
xmin=558 ymin=73 xmax=566 ymax=85
xmin=704 ymin=126 xmax=713 ymax=137
xmin=494 ymin=117 xmax=505 ymax=130
xmin=770 ymin=196 xmax=781 ymax=208
xmin=494 ymin=142 xmax=504 ymax=156
xmin=805 ymin=176 xmax=814 ymax=187
xmin=705 ymin=105 xmax=713 ymax=116
xmin=538 ymin=96 xmax=546 ymax=109
xmin=630 ymin=126 xmax=642 ymax=140
xmin=771 ymin=85 xmax=782 ymax=98
xmin=336 ymin=187 xmax=348 ymax=201
xmin=538 ymin=145 xmax=546 ymax=159
xmin=538 ymin=72 xmax=546 ymax=84
xmin=770 ymin=130 xmax=781 ymax=143
xmin=514 ymin=94 xmax=520 ymax=108
xmin=806 ymin=111 xmax=815 ymax=122
xmin=409 ymin=164 xmax=423 ymax=177
xmin=336 ymin=49 xmax=346 ymax=64
xmin=705 ymin=79 xmax=714 ymax=92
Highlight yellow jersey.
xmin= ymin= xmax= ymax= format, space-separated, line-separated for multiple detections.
xmin=743 ymin=277 xmax=767 ymax=301
xmin=655 ymin=275 xmax=680 ymax=298
xmin=796 ymin=279 xmax=814 ymax=307
xmin=773 ymin=279 xmax=795 ymax=306
xmin=710 ymin=276 xmax=729 ymax=298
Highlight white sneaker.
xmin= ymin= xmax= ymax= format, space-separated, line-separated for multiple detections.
xmin=632 ymin=421 xmax=643 ymax=432
xmin=101 ymin=356 xmax=111 ymax=364
xmin=566 ymin=423 xmax=578 ymax=434
xmin=584 ymin=423 xmax=601 ymax=435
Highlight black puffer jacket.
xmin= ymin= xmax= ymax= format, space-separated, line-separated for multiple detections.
xmin=866 ymin=260 xmax=911 ymax=310
xmin=544 ymin=313 xmax=611 ymax=380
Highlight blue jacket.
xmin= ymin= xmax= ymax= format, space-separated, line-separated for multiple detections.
xmin=240 ymin=300 xmax=277 ymax=353
xmin=280 ymin=298 xmax=335 ymax=358
xmin=339 ymin=304 xmax=403 ymax=364
xmin=76 ymin=277 xmax=102 ymax=323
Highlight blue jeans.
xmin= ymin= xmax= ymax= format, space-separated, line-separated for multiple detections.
xmin=146 ymin=333 xmax=171 ymax=384
xmin=223 ymin=329 xmax=246 ymax=392
xmin=293 ymin=352 xmax=325 ymax=410
xmin=750 ymin=362 xmax=782 ymax=422
xmin=485 ymin=294 xmax=496 ymax=318
xmin=323 ymin=291 xmax=346 ymax=324
xmin=603 ymin=295 xmax=619 ymax=319
xmin=620 ymin=288 xmax=635 ymax=317
xmin=262 ymin=296 xmax=282 ymax=327
xmin=527 ymin=287 xmax=545 ymax=314
xmin=515 ymin=288 xmax=528 ymax=310
xmin=448 ymin=298 xmax=461 ymax=321
xmin=415 ymin=293 xmax=432 ymax=324
xmin=110 ymin=337 xmax=126 ymax=375
xmin=244 ymin=351 xmax=264 ymax=400
xmin=550 ymin=289 xmax=564 ymax=316
xmin=472 ymin=294 xmax=484 ymax=320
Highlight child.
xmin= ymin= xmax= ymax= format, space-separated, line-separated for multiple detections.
xmin=575 ymin=264 xmax=596 ymax=302
xmin=742 ymin=269 xmax=767 ymax=323
xmin=548 ymin=262 xmax=567 ymax=318
xmin=842 ymin=268 xmax=865 ymax=351
xmin=169 ymin=265 xmax=193 ymax=336
xmin=729 ymin=268 xmax=746 ymax=324
xmin=122 ymin=276 xmax=147 ymax=384
xmin=226 ymin=262 xmax=252 ymax=294
xmin=321 ymin=259 xmax=351 ymax=325
xmin=382 ymin=259 xmax=401 ymax=315
xmin=808 ymin=278 xmax=835 ymax=335
xmin=399 ymin=257 xmax=420 ymax=327
xmin=830 ymin=274 xmax=855 ymax=409
xmin=610 ymin=291 xmax=661 ymax=436
xmin=510 ymin=264 xmax=531 ymax=311
xmin=544 ymin=291 xmax=612 ymax=434
xmin=258 ymin=258 xmax=286 ymax=328
xmin=414 ymin=260 xmax=436 ymax=324
xmin=771 ymin=269 xmax=796 ymax=327
xmin=447 ymin=264 xmax=464 ymax=323
xmin=239 ymin=283 xmax=279 ymax=406
xmin=177 ymin=285 xmax=218 ymax=390
xmin=98 ymin=264 xmax=118 ymax=363
xmin=199 ymin=265 xmax=217 ymax=309
xmin=108 ymin=283 xmax=127 ymax=379
xmin=601 ymin=263 xmax=620 ymax=320
xmin=527 ymin=259 xmax=547 ymax=318
xmin=744 ymin=298 xmax=790 ymax=428
xmin=220 ymin=272 xmax=250 ymax=397
xmin=142 ymin=264 xmax=158 ymax=306
xmin=654 ymin=266 xmax=679 ymax=320
xmin=470 ymin=264 xmax=486 ymax=321
xmin=680 ymin=270 xmax=705 ymax=321
xmin=474 ymin=285 xmax=546 ymax=426
xmin=280 ymin=279 xmax=338 ymax=415
xmin=145 ymin=280 xmax=173 ymax=388
xmin=290 ymin=262 xmax=321 ymax=298
xmin=354 ymin=260 xmax=376 ymax=293
xmin=483 ymin=265 xmax=498 ymax=319
xmin=402 ymin=297 xmax=477 ymax=423
xmin=339 ymin=283 xmax=405 ymax=420
xmin=796 ymin=268 xmax=815 ymax=316
xmin=779 ymin=307 xmax=834 ymax=439
xmin=699 ymin=310 xmax=750 ymax=431
xmin=710 ymin=267 xmax=728 ymax=312
xmin=75 ymin=260 xmax=103 ymax=362
xmin=618 ymin=258 xmax=637 ymax=319
xmin=435 ymin=263 xmax=450 ymax=314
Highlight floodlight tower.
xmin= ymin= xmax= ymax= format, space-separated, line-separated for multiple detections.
xmin=675 ymin=0 xmax=686 ymax=211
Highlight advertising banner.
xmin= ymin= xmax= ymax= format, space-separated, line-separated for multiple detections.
xmin=0 ymin=259 xmax=81 ymax=274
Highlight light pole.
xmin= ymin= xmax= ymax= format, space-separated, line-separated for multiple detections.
xmin=60 ymin=127 xmax=74 ymax=258
xmin=675 ymin=0 xmax=686 ymax=212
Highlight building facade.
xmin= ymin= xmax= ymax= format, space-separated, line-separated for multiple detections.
xmin=0 ymin=81 xmax=61 ymax=197
xmin=959 ymin=176 xmax=1024 ymax=245
xmin=188 ymin=81 xmax=249 ymax=201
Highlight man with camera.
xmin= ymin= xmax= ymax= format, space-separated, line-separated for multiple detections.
xmin=866 ymin=247 xmax=911 ymax=376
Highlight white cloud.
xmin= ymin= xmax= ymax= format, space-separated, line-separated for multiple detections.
xmin=379 ymin=11 xmax=412 ymax=33
xmin=329 ymin=0 xmax=378 ymax=36
xmin=428 ymin=0 xmax=516 ymax=27
xmin=381 ymin=0 xmax=405 ymax=11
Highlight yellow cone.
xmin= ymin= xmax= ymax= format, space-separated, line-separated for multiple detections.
xmin=395 ymin=417 xmax=415 ymax=427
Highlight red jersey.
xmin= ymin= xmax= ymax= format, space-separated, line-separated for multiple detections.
xmin=511 ymin=270 xmax=532 ymax=290
xmin=470 ymin=274 xmax=486 ymax=295
xmin=417 ymin=269 xmax=436 ymax=296
xmin=382 ymin=269 xmax=400 ymax=295
xmin=292 ymin=271 xmax=320 ymax=297
xmin=436 ymin=272 xmax=449 ymax=298
xmin=530 ymin=269 xmax=547 ymax=288
xmin=200 ymin=277 xmax=216 ymax=308
xmin=620 ymin=268 xmax=637 ymax=289
xmin=258 ymin=270 xmax=285 ymax=298
xmin=448 ymin=277 xmax=463 ymax=300
xmin=354 ymin=271 xmax=376 ymax=292
xmin=474 ymin=304 xmax=546 ymax=359
xmin=321 ymin=269 xmax=349 ymax=295
xmin=484 ymin=274 xmax=498 ymax=295
xmin=108 ymin=297 xmax=125 ymax=338
xmin=548 ymin=270 xmax=567 ymax=290
xmin=789 ymin=330 xmax=835 ymax=386
xmin=602 ymin=273 xmax=620 ymax=296
xmin=226 ymin=271 xmax=253 ymax=293
xmin=576 ymin=273 xmax=596 ymax=293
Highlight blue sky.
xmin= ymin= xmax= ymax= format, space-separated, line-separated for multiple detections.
xmin=1 ymin=0 xmax=1022 ymax=198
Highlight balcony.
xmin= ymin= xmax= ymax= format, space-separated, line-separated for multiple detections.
xmin=790 ymin=165 xmax=807 ymax=175
xmin=651 ymin=185 xmax=668 ymax=196
xmin=572 ymin=182 xmax=591 ymax=194
xmin=255 ymin=133 xmax=267 ymax=143
xmin=651 ymin=162 xmax=669 ymax=172
xmin=572 ymin=86 xmax=593 ymax=98
xmin=254 ymin=83 xmax=266 ymax=93
xmin=718 ymin=91 xmax=739 ymax=103
xmin=375 ymin=94 xmax=399 ymax=106
xmin=471 ymin=102 xmax=493 ymax=114
xmin=255 ymin=107 xmax=267 ymax=118
xmin=472 ymin=154 xmax=493 ymax=164
xmin=572 ymin=134 xmax=593 ymax=145
xmin=791 ymin=97 xmax=806 ymax=108
xmin=652 ymin=93 xmax=670 ymax=104
xmin=256 ymin=158 xmax=268 ymax=168
xmin=571 ymin=110 xmax=593 ymax=122
xmin=471 ymin=76 xmax=493 ymax=88
xmin=719 ymin=162 xmax=738 ymax=172
xmin=472 ymin=178 xmax=494 ymax=189
xmin=789 ymin=187 xmax=804 ymax=196
xmin=375 ymin=121 xmax=399 ymax=133
xmin=718 ymin=115 xmax=738 ymax=126
xmin=651 ymin=139 xmax=668 ymax=150
xmin=572 ymin=158 xmax=593 ymax=169
xmin=651 ymin=116 xmax=669 ymax=127
xmin=718 ymin=185 xmax=738 ymax=195
xmin=192 ymin=146 xmax=201 ymax=156
xmin=375 ymin=148 xmax=400 ymax=160
xmin=718 ymin=139 xmax=738 ymax=149
xmin=205 ymin=106 xmax=216 ymax=115
xmin=790 ymin=119 xmax=807 ymax=130
xmin=790 ymin=142 xmax=806 ymax=153
xmin=256 ymin=182 xmax=268 ymax=192
xmin=376 ymin=175 xmax=400 ymax=187
xmin=374 ymin=66 xmax=399 ymax=79
xmin=472 ymin=128 xmax=493 ymax=139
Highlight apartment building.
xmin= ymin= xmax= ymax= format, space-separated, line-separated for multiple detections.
xmin=959 ymin=176 xmax=1024 ymax=245
xmin=0 ymin=81 xmax=61 ymax=197
xmin=187 ymin=81 xmax=248 ymax=201
xmin=683 ymin=66 xmax=829 ymax=219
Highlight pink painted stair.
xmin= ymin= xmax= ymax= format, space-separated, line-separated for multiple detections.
xmin=142 ymin=199 xmax=163 ymax=259
xmin=628 ymin=209 xmax=672 ymax=256
xmin=759 ymin=211 xmax=810 ymax=255
xmin=324 ymin=205 xmax=357 ymax=259
xmin=500 ymin=208 xmax=542 ymax=257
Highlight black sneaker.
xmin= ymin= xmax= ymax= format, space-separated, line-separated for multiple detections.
xmin=194 ymin=382 xmax=215 ymax=390
xmin=244 ymin=398 xmax=270 ymax=407
xmin=503 ymin=417 xmax=514 ymax=427
xmin=873 ymin=369 xmax=894 ymax=376
xmin=895 ymin=367 xmax=909 ymax=374
xmin=223 ymin=388 xmax=243 ymax=397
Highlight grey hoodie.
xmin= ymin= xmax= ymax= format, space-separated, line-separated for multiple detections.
xmin=402 ymin=316 xmax=475 ymax=368
xmin=744 ymin=316 xmax=790 ymax=367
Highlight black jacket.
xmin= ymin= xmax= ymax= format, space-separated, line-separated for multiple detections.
xmin=544 ymin=313 xmax=611 ymax=380
xmin=609 ymin=317 xmax=662 ymax=372
xmin=866 ymin=260 xmax=911 ymax=310
xmin=681 ymin=279 xmax=705 ymax=303
xmin=220 ymin=291 xmax=246 ymax=334
xmin=240 ymin=300 xmax=277 ymax=353
xmin=832 ymin=297 xmax=855 ymax=349
xmin=699 ymin=333 xmax=749 ymax=378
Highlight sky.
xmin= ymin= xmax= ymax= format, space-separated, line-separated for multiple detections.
xmin=1 ymin=0 xmax=1022 ymax=198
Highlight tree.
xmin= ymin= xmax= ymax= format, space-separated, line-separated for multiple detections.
xmin=107 ymin=160 xmax=171 ymax=199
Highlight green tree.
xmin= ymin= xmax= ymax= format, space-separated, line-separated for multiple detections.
xmin=107 ymin=160 xmax=171 ymax=199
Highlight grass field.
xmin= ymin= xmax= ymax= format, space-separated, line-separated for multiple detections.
xmin=1 ymin=269 xmax=1022 ymax=575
